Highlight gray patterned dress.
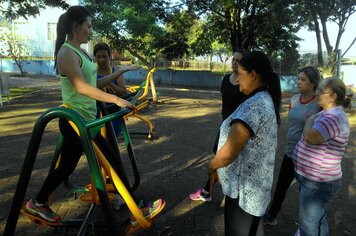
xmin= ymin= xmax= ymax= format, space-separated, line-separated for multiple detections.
xmin=216 ymin=90 xmax=278 ymax=216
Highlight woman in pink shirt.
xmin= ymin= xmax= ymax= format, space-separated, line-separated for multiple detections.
xmin=293 ymin=78 xmax=350 ymax=236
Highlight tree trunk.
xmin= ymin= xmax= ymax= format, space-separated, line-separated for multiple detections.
xmin=123 ymin=46 xmax=158 ymax=102
xmin=312 ymin=10 xmax=323 ymax=66
xmin=13 ymin=57 xmax=25 ymax=76
xmin=125 ymin=46 xmax=152 ymax=69
xmin=229 ymin=9 xmax=238 ymax=52
xmin=320 ymin=19 xmax=333 ymax=56
xmin=113 ymin=38 xmax=158 ymax=102
xmin=319 ymin=14 xmax=337 ymax=76
xmin=329 ymin=20 xmax=346 ymax=76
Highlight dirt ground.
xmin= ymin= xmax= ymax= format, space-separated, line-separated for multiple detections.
xmin=0 ymin=76 xmax=355 ymax=236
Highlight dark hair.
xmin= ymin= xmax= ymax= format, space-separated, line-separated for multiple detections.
xmin=299 ymin=66 xmax=321 ymax=90
xmin=238 ymin=51 xmax=281 ymax=124
xmin=323 ymin=77 xmax=346 ymax=106
xmin=234 ymin=49 xmax=247 ymax=56
xmin=54 ymin=6 xmax=91 ymax=70
xmin=94 ymin=43 xmax=111 ymax=57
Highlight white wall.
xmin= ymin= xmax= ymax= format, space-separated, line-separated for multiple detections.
xmin=9 ymin=0 xmax=87 ymax=57
xmin=341 ymin=65 xmax=356 ymax=86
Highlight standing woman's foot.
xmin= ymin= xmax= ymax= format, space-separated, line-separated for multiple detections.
xmin=263 ymin=213 xmax=277 ymax=226
xmin=189 ymin=189 xmax=212 ymax=202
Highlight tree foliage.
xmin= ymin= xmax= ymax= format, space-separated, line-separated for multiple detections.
xmin=294 ymin=0 xmax=356 ymax=75
xmin=158 ymin=10 xmax=197 ymax=60
xmin=83 ymin=0 xmax=173 ymax=102
xmin=0 ymin=0 xmax=68 ymax=19
xmin=184 ymin=0 xmax=301 ymax=53
xmin=83 ymin=0 xmax=173 ymax=69
xmin=0 ymin=29 xmax=29 ymax=75
xmin=181 ymin=0 xmax=302 ymax=73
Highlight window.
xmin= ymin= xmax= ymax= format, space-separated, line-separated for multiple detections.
xmin=47 ymin=23 xmax=56 ymax=41
xmin=13 ymin=22 xmax=28 ymax=33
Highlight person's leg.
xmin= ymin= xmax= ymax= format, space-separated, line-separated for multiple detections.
xmin=267 ymin=155 xmax=295 ymax=219
xmin=296 ymin=173 xmax=341 ymax=236
xmin=93 ymin=134 xmax=166 ymax=225
xmin=35 ymin=118 xmax=83 ymax=203
xmin=212 ymin=130 xmax=220 ymax=154
xmin=94 ymin=133 xmax=166 ymax=220
xmin=189 ymin=177 xmax=212 ymax=202
xmin=225 ymin=196 xmax=264 ymax=236
xmin=190 ymin=130 xmax=220 ymax=202
xmin=203 ymin=178 xmax=211 ymax=192
xmin=93 ymin=133 xmax=131 ymax=192
xmin=25 ymin=118 xmax=83 ymax=222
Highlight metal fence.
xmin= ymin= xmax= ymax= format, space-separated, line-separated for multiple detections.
xmin=111 ymin=59 xmax=231 ymax=73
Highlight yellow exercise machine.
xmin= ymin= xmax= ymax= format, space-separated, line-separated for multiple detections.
xmin=4 ymin=102 xmax=165 ymax=235
xmin=123 ymin=68 xmax=156 ymax=139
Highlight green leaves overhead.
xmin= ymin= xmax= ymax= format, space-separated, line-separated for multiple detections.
xmin=0 ymin=0 xmax=68 ymax=20
xmin=84 ymin=0 xmax=169 ymax=68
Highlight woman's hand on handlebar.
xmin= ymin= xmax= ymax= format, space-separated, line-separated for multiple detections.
xmin=115 ymin=97 xmax=136 ymax=110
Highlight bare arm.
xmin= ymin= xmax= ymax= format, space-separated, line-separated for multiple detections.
xmin=97 ymin=65 xmax=141 ymax=89
xmin=209 ymin=122 xmax=251 ymax=174
xmin=57 ymin=48 xmax=134 ymax=109
xmin=108 ymin=82 xmax=128 ymax=97
xmin=303 ymin=114 xmax=324 ymax=144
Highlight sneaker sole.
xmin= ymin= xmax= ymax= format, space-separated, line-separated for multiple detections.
xmin=21 ymin=203 xmax=61 ymax=226
xmin=129 ymin=200 xmax=167 ymax=228
xmin=189 ymin=195 xmax=211 ymax=202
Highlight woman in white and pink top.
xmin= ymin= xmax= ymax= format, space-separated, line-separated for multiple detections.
xmin=293 ymin=77 xmax=350 ymax=236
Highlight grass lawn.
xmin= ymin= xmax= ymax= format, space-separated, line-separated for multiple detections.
xmin=1 ymin=87 xmax=36 ymax=103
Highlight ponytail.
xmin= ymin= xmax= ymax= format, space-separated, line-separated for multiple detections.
xmin=266 ymin=71 xmax=281 ymax=124
xmin=54 ymin=13 xmax=67 ymax=72
xmin=53 ymin=6 xmax=91 ymax=73
xmin=238 ymin=51 xmax=282 ymax=124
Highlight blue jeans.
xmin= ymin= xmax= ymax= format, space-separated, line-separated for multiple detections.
xmin=295 ymin=173 xmax=341 ymax=236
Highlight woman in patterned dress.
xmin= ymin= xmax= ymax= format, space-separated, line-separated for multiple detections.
xmin=208 ymin=51 xmax=281 ymax=236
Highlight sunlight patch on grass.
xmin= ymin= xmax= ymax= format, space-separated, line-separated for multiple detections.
xmin=0 ymin=107 xmax=49 ymax=135
xmin=1 ymin=87 xmax=36 ymax=102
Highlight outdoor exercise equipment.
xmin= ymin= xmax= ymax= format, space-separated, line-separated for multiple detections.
xmin=54 ymin=101 xmax=141 ymax=203
xmin=67 ymin=101 xmax=141 ymax=205
xmin=122 ymin=68 xmax=156 ymax=139
xmin=4 ymin=94 xmax=164 ymax=235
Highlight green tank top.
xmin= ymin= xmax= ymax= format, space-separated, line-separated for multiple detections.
xmin=59 ymin=42 xmax=97 ymax=122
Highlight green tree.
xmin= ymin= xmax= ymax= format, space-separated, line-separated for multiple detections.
xmin=210 ymin=41 xmax=231 ymax=71
xmin=189 ymin=20 xmax=215 ymax=57
xmin=83 ymin=0 xmax=172 ymax=102
xmin=299 ymin=53 xmax=319 ymax=69
xmin=0 ymin=29 xmax=29 ymax=75
xmin=84 ymin=0 xmax=169 ymax=69
xmin=0 ymin=0 xmax=68 ymax=19
xmin=159 ymin=10 xmax=197 ymax=61
xmin=295 ymin=0 xmax=356 ymax=75
xmin=187 ymin=17 xmax=233 ymax=71
xmin=182 ymin=0 xmax=302 ymax=73
xmin=185 ymin=0 xmax=301 ymax=53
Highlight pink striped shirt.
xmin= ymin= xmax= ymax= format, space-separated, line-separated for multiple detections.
xmin=293 ymin=106 xmax=350 ymax=182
